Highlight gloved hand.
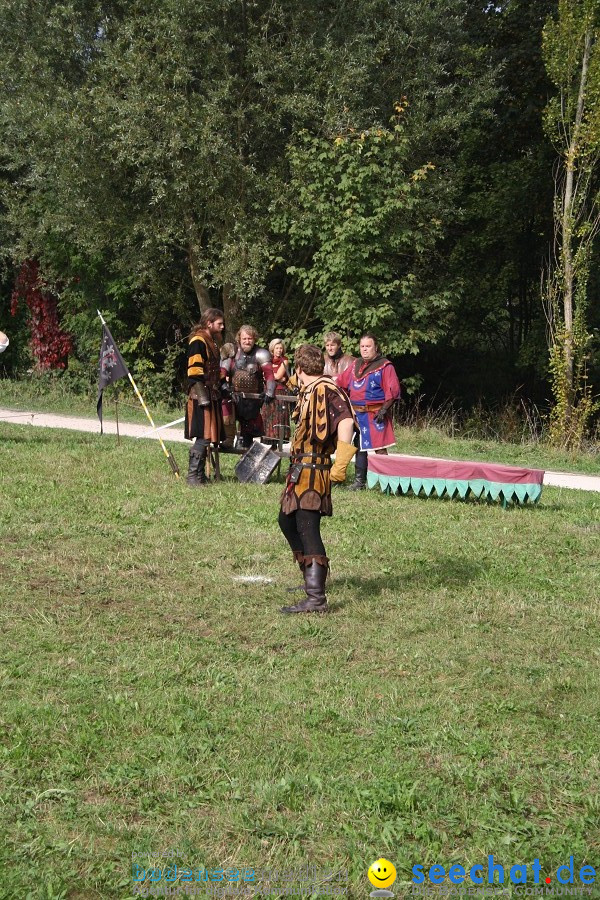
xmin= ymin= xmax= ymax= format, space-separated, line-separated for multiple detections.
xmin=221 ymin=381 xmax=233 ymax=399
xmin=264 ymin=380 xmax=277 ymax=404
xmin=189 ymin=382 xmax=210 ymax=407
xmin=330 ymin=440 xmax=357 ymax=484
xmin=374 ymin=400 xmax=395 ymax=424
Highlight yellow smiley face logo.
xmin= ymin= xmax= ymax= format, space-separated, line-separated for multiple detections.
xmin=368 ymin=858 xmax=397 ymax=889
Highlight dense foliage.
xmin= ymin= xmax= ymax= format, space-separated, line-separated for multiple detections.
xmin=0 ymin=0 xmax=598 ymax=415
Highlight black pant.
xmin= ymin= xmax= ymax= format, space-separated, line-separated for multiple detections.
xmin=278 ymin=509 xmax=326 ymax=558
xmin=354 ymin=450 xmax=368 ymax=473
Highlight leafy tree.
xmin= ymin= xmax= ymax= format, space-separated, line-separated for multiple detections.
xmin=272 ymin=110 xmax=449 ymax=355
xmin=10 ymin=261 xmax=73 ymax=370
xmin=420 ymin=0 xmax=558 ymax=405
xmin=543 ymin=0 xmax=600 ymax=446
xmin=0 ymin=0 xmax=500 ymax=385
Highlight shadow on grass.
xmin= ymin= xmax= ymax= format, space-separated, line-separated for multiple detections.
xmin=332 ymin=554 xmax=484 ymax=607
xmin=0 ymin=431 xmax=57 ymax=446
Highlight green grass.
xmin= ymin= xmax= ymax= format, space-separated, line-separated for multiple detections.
xmin=2 ymin=375 xmax=599 ymax=474
xmin=1 ymin=423 xmax=600 ymax=900
xmin=0 ymin=376 xmax=182 ymax=426
xmin=2 ymin=373 xmax=599 ymax=476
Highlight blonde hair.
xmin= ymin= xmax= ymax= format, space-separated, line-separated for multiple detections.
xmin=236 ymin=325 xmax=258 ymax=343
xmin=269 ymin=338 xmax=285 ymax=356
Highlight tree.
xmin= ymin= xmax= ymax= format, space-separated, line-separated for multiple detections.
xmin=272 ymin=110 xmax=448 ymax=355
xmin=543 ymin=0 xmax=600 ymax=447
xmin=0 ymin=0 xmax=499 ymax=377
xmin=420 ymin=0 xmax=558 ymax=406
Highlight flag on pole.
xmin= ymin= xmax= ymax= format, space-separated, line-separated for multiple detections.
xmin=97 ymin=323 xmax=129 ymax=432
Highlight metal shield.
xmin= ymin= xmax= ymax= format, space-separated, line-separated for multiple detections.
xmin=235 ymin=442 xmax=281 ymax=484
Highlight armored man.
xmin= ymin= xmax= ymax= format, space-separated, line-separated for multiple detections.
xmin=279 ymin=344 xmax=357 ymax=614
xmin=232 ymin=325 xmax=276 ymax=447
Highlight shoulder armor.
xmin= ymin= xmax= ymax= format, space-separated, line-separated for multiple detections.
xmin=254 ymin=347 xmax=272 ymax=366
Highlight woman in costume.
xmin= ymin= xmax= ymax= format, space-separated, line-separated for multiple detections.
xmin=261 ymin=338 xmax=291 ymax=444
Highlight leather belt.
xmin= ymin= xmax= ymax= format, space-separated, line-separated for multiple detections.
xmin=352 ymin=404 xmax=383 ymax=414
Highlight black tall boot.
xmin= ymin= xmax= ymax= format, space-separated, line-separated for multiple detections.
xmin=186 ymin=445 xmax=208 ymax=486
xmin=347 ymin=451 xmax=367 ymax=491
xmin=347 ymin=467 xmax=367 ymax=491
xmin=280 ymin=556 xmax=328 ymax=614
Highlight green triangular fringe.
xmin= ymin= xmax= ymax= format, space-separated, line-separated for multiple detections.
xmin=367 ymin=473 xmax=543 ymax=506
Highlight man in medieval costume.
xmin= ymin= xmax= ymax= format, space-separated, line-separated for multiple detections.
xmin=232 ymin=325 xmax=276 ymax=447
xmin=279 ymin=344 xmax=357 ymax=614
xmin=323 ymin=332 xmax=354 ymax=383
xmin=336 ymin=332 xmax=401 ymax=490
xmin=184 ymin=308 xmax=226 ymax=486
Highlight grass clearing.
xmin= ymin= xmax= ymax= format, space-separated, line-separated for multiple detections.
xmin=1 ymin=422 xmax=599 ymax=899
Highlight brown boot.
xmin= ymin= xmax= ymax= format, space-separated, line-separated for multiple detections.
xmin=285 ymin=551 xmax=305 ymax=593
xmin=219 ymin=421 xmax=236 ymax=451
xmin=280 ymin=556 xmax=328 ymax=614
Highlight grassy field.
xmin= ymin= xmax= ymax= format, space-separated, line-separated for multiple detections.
xmin=393 ymin=427 xmax=600 ymax=476
xmin=1 ymin=422 xmax=599 ymax=900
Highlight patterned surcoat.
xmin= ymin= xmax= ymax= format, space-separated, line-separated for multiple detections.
xmin=337 ymin=356 xmax=400 ymax=451
xmin=187 ymin=330 xmax=221 ymax=393
xmin=184 ymin=329 xmax=224 ymax=443
xmin=280 ymin=376 xmax=355 ymax=516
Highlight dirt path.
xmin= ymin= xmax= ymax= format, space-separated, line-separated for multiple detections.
xmin=1 ymin=406 xmax=599 ymax=492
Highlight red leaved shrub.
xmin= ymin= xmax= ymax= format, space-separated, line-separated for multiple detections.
xmin=11 ymin=260 xmax=73 ymax=370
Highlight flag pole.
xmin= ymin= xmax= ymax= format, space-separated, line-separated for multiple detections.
xmin=97 ymin=311 xmax=180 ymax=478
xmin=115 ymin=392 xmax=120 ymax=446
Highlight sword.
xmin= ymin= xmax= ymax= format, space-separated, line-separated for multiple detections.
xmin=138 ymin=394 xmax=298 ymax=437
xmin=138 ymin=416 xmax=185 ymax=437
xmin=233 ymin=392 xmax=298 ymax=402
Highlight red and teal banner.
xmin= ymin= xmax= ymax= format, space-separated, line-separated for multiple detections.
xmin=367 ymin=453 xmax=544 ymax=505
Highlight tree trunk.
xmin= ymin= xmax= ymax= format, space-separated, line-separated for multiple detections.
xmin=188 ymin=246 xmax=211 ymax=314
xmin=222 ymin=282 xmax=242 ymax=338
xmin=560 ymin=26 xmax=592 ymax=416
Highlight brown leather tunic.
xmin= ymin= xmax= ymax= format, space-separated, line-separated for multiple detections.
xmin=280 ymin=377 xmax=355 ymax=516
xmin=323 ymin=351 xmax=354 ymax=382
